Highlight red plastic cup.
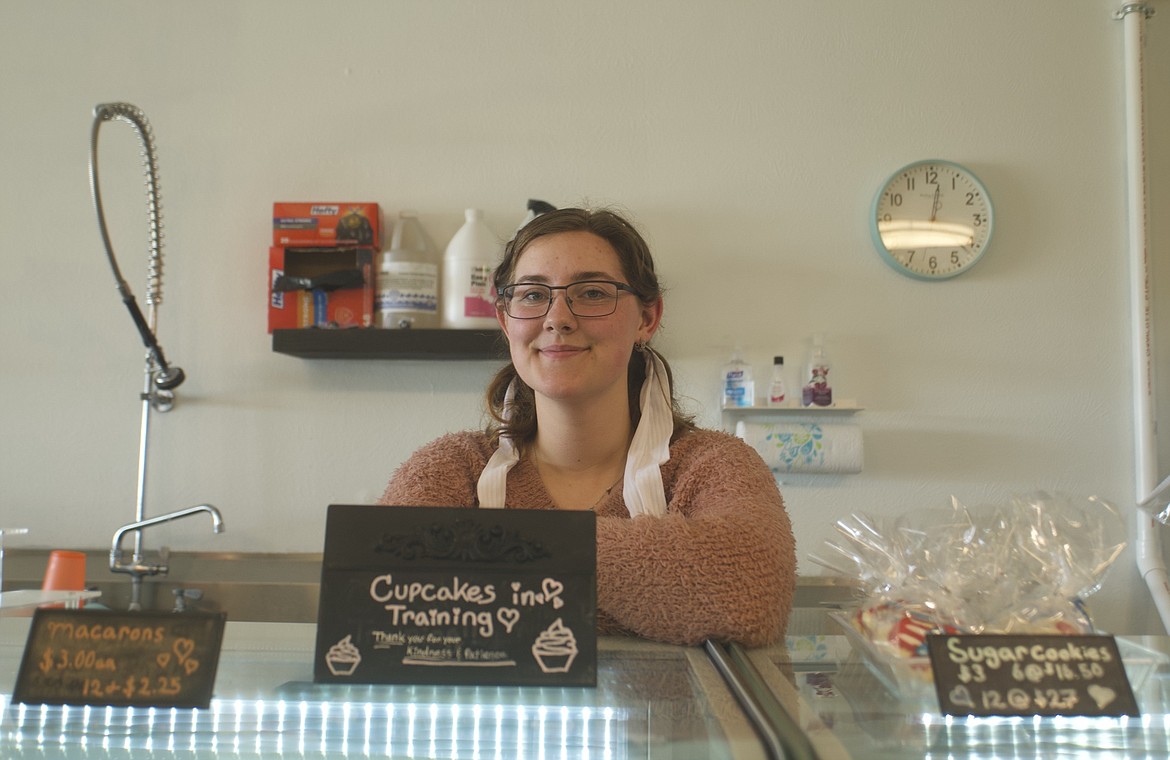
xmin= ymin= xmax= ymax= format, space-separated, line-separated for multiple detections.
xmin=42 ymin=550 xmax=87 ymax=592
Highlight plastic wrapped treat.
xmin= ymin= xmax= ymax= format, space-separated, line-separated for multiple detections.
xmin=810 ymin=492 xmax=1127 ymax=661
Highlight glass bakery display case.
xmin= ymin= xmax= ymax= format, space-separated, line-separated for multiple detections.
xmin=6 ymin=605 xmax=1170 ymax=759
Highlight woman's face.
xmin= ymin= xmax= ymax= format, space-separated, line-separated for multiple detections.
xmin=498 ymin=230 xmax=662 ymax=408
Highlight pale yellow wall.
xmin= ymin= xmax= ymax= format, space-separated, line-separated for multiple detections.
xmin=3 ymin=0 xmax=1169 ymax=633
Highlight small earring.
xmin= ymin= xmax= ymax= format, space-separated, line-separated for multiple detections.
xmin=634 ymin=340 xmax=647 ymax=352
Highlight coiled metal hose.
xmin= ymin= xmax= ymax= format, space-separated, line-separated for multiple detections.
xmin=88 ymin=102 xmax=183 ymax=390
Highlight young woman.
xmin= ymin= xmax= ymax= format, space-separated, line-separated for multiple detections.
xmin=381 ymin=207 xmax=796 ymax=647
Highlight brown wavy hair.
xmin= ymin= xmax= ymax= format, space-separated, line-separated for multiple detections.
xmin=485 ymin=207 xmax=695 ymax=448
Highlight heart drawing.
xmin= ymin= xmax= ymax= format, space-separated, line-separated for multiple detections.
xmin=173 ymin=638 xmax=196 ymax=663
xmin=542 ymin=578 xmax=564 ymax=609
xmin=496 ymin=607 xmax=520 ymax=633
xmin=1087 ymin=684 xmax=1117 ymax=710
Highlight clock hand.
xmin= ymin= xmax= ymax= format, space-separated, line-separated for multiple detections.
xmin=930 ymin=185 xmax=941 ymax=222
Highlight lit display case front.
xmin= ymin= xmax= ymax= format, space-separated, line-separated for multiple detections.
xmin=0 ymin=619 xmax=767 ymax=759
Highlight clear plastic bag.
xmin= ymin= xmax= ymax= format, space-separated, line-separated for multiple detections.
xmin=809 ymin=492 xmax=1126 ymax=657
xmin=1139 ymin=473 xmax=1170 ymax=525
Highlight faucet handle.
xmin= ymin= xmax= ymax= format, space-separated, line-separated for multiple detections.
xmin=171 ymin=587 xmax=203 ymax=613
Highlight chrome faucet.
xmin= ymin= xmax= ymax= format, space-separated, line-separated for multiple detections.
xmin=109 ymin=505 xmax=224 ymax=610
xmin=89 ymin=104 xmax=223 ymax=612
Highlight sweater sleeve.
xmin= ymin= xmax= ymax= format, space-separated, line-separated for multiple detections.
xmin=596 ymin=431 xmax=796 ymax=648
xmin=378 ymin=432 xmax=486 ymax=508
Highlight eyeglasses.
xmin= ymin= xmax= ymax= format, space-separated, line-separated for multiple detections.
xmin=498 ymin=280 xmax=637 ymax=319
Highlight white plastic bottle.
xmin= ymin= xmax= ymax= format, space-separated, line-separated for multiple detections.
xmin=801 ymin=334 xmax=833 ymax=407
xmin=376 ymin=211 xmax=440 ymax=329
xmin=767 ymin=356 xmax=788 ymax=407
xmin=442 ymin=208 xmax=502 ymax=329
xmin=722 ymin=349 xmax=755 ymax=408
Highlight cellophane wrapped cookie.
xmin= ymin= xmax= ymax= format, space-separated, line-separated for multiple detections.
xmin=810 ymin=492 xmax=1126 ymax=660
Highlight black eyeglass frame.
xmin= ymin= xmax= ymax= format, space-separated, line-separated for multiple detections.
xmin=497 ymin=279 xmax=638 ymax=319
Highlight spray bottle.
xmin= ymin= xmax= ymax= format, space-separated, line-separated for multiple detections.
xmin=515 ymin=199 xmax=556 ymax=234
xmin=801 ymin=334 xmax=833 ymax=407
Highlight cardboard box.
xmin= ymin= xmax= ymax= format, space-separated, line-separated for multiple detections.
xmin=273 ymin=203 xmax=381 ymax=248
xmin=269 ymin=246 xmax=375 ymax=332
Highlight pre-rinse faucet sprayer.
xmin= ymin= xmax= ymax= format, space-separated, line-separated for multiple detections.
xmin=89 ymin=103 xmax=224 ymax=609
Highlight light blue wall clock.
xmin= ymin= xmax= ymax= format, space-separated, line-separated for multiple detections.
xmin=870 ymin=160 xmax=994 ymax=280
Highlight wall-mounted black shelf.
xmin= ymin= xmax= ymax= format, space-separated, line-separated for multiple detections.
xmin=272 ymin=328 xmax=505 ymax=360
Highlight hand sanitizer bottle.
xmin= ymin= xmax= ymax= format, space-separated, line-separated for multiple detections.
xmin=722 ymin=349 xmax=755 ymax=408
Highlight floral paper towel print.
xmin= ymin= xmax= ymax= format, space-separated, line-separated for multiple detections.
xmin=766 ymin=423 xmax=824 ymax=470
xmin=736 ymin=420 xmax=863 ymax=474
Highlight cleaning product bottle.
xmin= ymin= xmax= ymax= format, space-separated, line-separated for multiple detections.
xmin=722 ymin=348 xmax=755 ymax=408
xmin=767 ymin=356 xmax=788 ymax=407
xmin=801 ymin=334 xmax=833 ymax=407
xmin=515 ymin=198 xmax=556 ymax=234
xmin=376 ymin=211 xmax=440 ymax=329
xmin=442 ymin=208 xmax=501 ymax=329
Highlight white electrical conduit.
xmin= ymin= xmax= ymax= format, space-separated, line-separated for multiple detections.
xmin=1118 ymin=3 xmax=1170 ymax=632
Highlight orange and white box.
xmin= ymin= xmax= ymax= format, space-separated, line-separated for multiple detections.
xmin=273 ymin=203 xmax=381 ymax=248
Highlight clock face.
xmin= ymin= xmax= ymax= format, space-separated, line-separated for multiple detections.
xmin=871 ymin=160 xmax=994 ymax=280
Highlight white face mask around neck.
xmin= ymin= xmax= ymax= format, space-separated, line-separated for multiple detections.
xmin=476 ymin=347 xmax=672 ymax=518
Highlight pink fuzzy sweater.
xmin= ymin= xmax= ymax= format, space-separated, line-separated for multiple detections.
xmin=379 ymin=428 xmax=796 ymax=647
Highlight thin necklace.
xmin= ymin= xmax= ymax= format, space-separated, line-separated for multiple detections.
xmin=591 ymin=474 xmax=624 ymax=511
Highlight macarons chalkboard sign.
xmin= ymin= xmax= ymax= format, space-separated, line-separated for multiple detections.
xmin=13 ymin=608 xmax=225 ymax=708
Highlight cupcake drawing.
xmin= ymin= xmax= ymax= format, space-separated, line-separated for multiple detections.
xmin=325 ymin=634 xmax=362 ymax=676
xmin=531 ymin=618 xmax=578 ymax=673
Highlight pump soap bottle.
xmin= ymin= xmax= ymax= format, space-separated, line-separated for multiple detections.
xmin=801 ymin=334 xmax=833 ymax=407
xmin=442 ymin=209 xmax=501 ymax=329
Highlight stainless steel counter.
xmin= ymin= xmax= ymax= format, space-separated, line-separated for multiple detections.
xmin=2 ymin=550 xmax=323 ymax=622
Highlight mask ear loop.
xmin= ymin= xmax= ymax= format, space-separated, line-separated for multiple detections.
xmin=623 ymin=346 xmax=672 ymax=518
xmin=477 ymin=380 xmax=519 ymax=508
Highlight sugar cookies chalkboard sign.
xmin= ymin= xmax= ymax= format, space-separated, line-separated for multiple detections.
xmin=13 ymin=608 xmax=225 ymax=708
xmin=926 ymin=634 xmax=1140 ymax=717
xmin=314 ymin=505 xmax=596 ymax=687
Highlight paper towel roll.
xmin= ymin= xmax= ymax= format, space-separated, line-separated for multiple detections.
xmin=735 ymin=420 xmax=863 ymax=474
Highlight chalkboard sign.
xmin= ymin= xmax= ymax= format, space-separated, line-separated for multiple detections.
xmin=926 ymin=634 xmax=1140 ymax=717
xmin=13 ymin=608 xmax=226 ymax=708
xmin=314 ymin=505 xmax=596 ymax=687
